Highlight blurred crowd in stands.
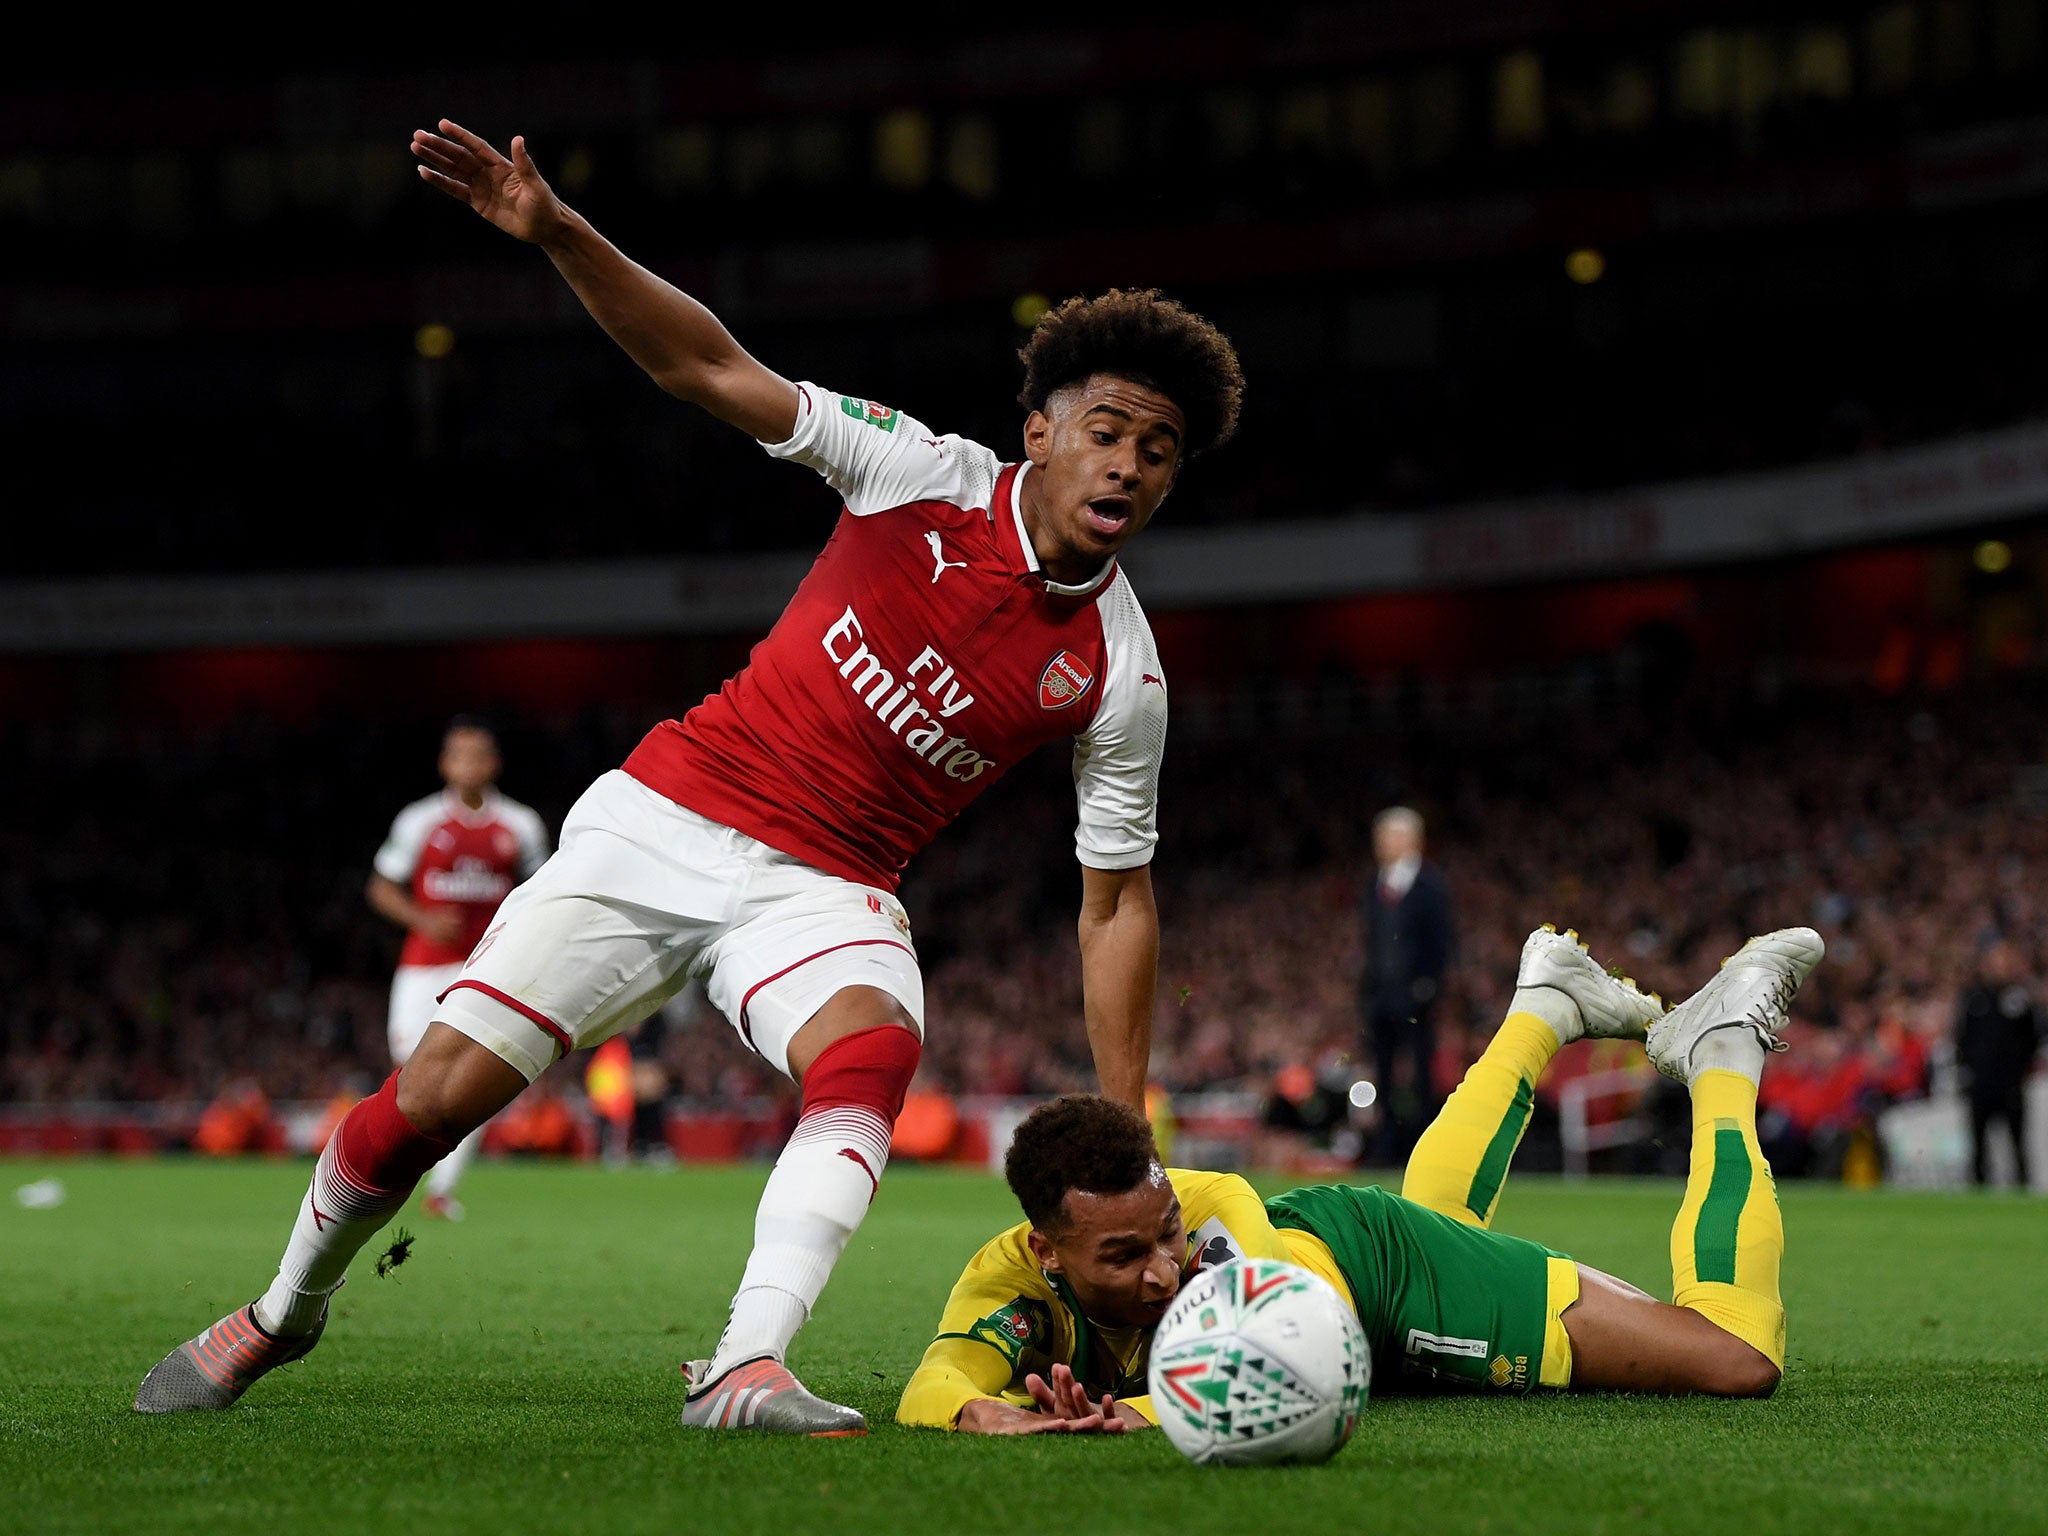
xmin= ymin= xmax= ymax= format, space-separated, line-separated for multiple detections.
xmin=5 ymin=670 xmax=2046 ymax=1179
xmin=10 ymin=12 xmax=2047 ymax=577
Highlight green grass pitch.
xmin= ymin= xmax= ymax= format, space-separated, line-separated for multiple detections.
xmin=3 ymin=1157 xmax=2045 ymax=1536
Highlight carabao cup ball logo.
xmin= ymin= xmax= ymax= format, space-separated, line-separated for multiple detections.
xmin=1038 ymin=651 xmax=1095 ymax=710
xmin=1146 ymin=1257 xmax=1370 ymax=1468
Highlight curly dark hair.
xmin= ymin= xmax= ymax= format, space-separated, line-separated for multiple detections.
xmin=1004 ymin=1094 xmax=1161 ymax=1232
xmin=1017 ymin=289 xmax=1245 ymax=457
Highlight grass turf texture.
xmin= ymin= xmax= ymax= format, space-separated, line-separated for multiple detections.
xmin=3 ymin=1159 xmax=2045 ymax=1536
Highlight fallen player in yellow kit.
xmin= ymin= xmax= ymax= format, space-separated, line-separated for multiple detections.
xmin=899 ymin=925 xmax=1820 ymax=1432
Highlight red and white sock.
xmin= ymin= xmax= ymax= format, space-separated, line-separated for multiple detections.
xmin=707 ymin=1026 xmax=919 ymax=1378
xmin=255 ymin=1073 xmax=452 ymax=1336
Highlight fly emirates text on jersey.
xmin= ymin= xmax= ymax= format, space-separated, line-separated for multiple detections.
xmin=822 ymin=605 xmax=993 ymax=782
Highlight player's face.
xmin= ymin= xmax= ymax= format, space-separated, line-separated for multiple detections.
xmin=439 ymin=728 xmax=500 ymax=796
xmin=1031 ymin=1172 xmax=1186 ymax=1330
xmin=1021 ymin=374 xmax=1185 ymax=584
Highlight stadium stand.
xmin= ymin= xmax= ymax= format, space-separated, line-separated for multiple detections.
xmin=4 ymin=664 xmax=2042 ymax=1179
xmin=4 ymin=10 xmax=2045 ymax=573
xmin=5 ymin=10 xmax=2046 ymax=1186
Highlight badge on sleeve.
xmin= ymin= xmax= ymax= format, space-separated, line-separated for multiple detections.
xmin=840 ymin=396 xmax=900 ymax=433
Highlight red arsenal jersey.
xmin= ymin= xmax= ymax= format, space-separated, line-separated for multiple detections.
xmin=373 ymin=788 xmax=551 ymax=967
xmin=623 ymin=383 xmax=1168 ymax=892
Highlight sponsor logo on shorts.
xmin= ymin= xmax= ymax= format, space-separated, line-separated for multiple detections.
xmin=1038 ymin=651 xmax=1094 ymax=710
xmin=865 ymin=893 xmax=912 ymax=937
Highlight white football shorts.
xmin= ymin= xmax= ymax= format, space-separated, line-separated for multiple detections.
xmin=434 ymin=769 xmax=923 ymax=1083
xmin=387 ymin=961 xmax=463 ymax=1066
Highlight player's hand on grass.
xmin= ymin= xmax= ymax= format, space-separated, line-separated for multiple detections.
xmin=956 ymin=1398 xmax=1114 ymax=1435
xmin=412 ymin=120 xmax=566 ymax=245
xmin=1026 ymin=1364 xmax=1128 ymax=1432
xmin=955 ymin=1366 xmax=1127 ymax=1435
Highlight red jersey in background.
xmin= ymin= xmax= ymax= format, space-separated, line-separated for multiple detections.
xmin=374 ymin=788 xmax=550 ymax=967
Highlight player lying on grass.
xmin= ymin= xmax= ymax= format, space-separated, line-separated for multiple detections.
xmin=899 ymin=925 xmax=1821 ymax=1432
xmin=136 ymin=120 xmax=1243 ymax=1433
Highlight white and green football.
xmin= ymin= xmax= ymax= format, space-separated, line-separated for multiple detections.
xmin=1146 ymin=1257 xmax=1369 ymax=1466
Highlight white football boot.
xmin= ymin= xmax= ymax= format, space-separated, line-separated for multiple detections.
xmin=1647 ymin=928 xmax=1825 ymax=1086
xmin=1513 ymin=925 xmax=1665 ymax=1046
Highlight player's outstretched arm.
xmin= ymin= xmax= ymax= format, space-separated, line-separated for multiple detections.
xmin=410 ymin=120 xmax=798 ymax=443
xmin=1078 ymin=864 xmax=1160 ymax=1111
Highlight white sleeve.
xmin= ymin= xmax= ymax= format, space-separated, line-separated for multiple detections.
xmin=509 ymin=804 xmax=551 ymax=878
xmin=1072 ymin=576 xmax=1167 ymax=870
xmin=760 ymin=381 xmax=1000 ymax=517
xmin=373 ymin=799 xmax=437 ymax=883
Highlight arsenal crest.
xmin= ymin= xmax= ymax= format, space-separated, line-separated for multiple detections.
xmin=1038 ymin=651 xmax=1095 ymax=710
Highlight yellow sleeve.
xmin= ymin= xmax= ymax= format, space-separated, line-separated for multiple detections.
xmin=896 ymin=1224 xmax=1062 ymax=1430
xmin=1172 ymin=1169 xmax=1296 ymax=1267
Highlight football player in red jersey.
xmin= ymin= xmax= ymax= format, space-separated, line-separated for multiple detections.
xmin=136 ymin=119 xmax=1245 ymax=1434
xmin=366 ymin=717 xmax=549 ymax=1221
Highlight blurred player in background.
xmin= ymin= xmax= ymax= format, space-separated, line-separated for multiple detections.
xmin=135 ymin=118 xmax=1245 ymax=1433
xmin=902 ymin=925 xmax=1819 ymax=1431
xmin=366 ymin=717 xmax=549 ymax=1219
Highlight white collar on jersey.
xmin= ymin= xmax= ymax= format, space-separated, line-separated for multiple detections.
xmin=440 ymin=785 xmax=502 ymax=824
xmin=1009 ymin=463 xmax=1117 ymax=599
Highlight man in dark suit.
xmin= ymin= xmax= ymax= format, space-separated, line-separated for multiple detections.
xmin=1955 ymin=941 xmax=2043 ymax=1188
xmin=1360 ymin=806 xmax=1454 ymax=1163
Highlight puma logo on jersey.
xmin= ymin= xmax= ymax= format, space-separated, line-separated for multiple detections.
xmin=924 ymin=530 xmax=967 ymax=584
xmin=1141 ymin=673 xmax=1164 ymax=688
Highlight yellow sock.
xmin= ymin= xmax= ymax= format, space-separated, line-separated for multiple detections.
xmin=1670 ymin=1070 xmax=1787 ymax=1370
xmin=1401 ymin=1013 xmax=1557 ymax=1229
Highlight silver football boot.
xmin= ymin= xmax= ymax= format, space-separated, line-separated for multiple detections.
xmin=680 ymin=1355 xmax=867 ymax=1436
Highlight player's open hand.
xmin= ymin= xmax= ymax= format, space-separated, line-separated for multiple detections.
xmin=1024 ymin=1364 xmax=1128 ymax=1432
xmin=411 ymin=120 xmax=565 ymax=245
